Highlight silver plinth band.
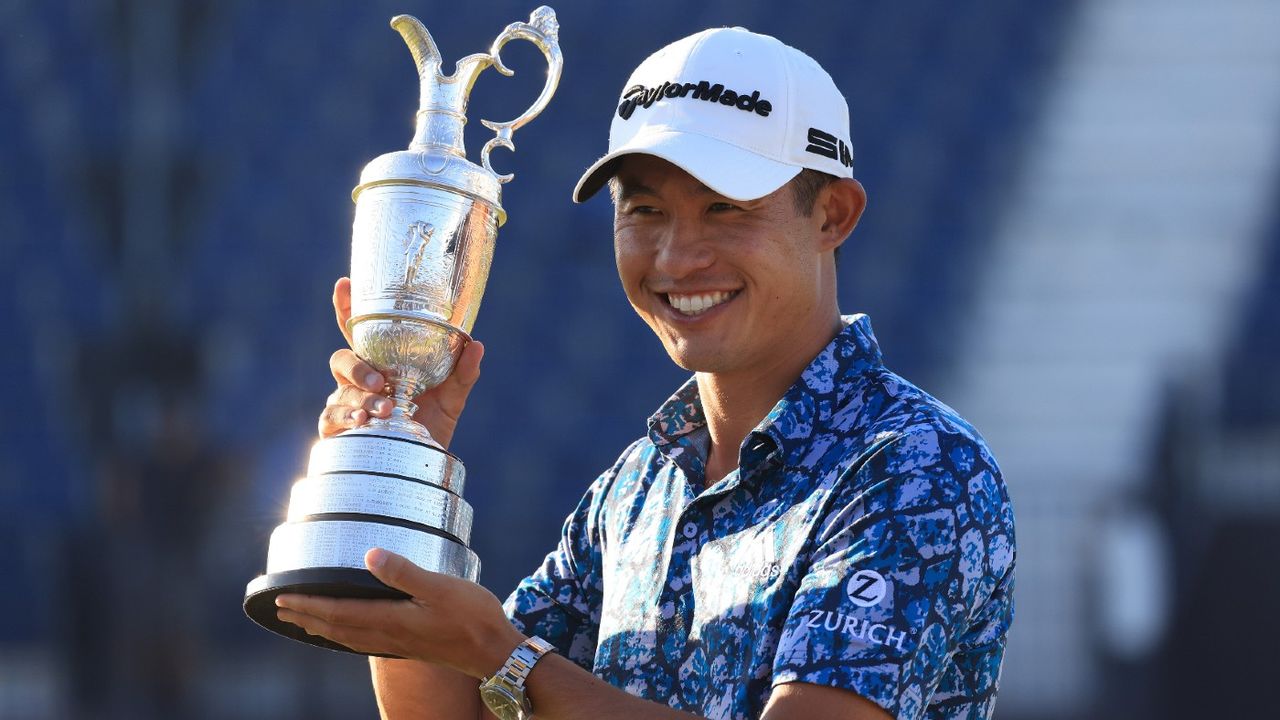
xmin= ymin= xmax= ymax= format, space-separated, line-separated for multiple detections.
xmin=266 ymin=520 xmax=479 ymax=581
xmin=286 ymin=474 xmax=473 ymax=544
xmin=309 ymin=434 xmax=465 ymax=494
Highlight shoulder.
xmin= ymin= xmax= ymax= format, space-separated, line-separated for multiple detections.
xmin=829 ymin=368 xmax=1016 ymax=584
xmin=847 ymin=366 xmax=1003 ymax=485
xmin=856 ymin=368 xmax=1011 ymax=526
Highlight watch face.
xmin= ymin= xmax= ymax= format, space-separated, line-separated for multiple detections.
xmin=480 ymin=683 xmax=523 ymax=720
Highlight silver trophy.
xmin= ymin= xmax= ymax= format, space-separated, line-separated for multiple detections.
xmin=244 ymin=7 xmax=563 ymax=654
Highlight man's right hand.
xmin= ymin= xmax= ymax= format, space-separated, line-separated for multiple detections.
xmin=319 ymin=276 xmax=484 ymax=448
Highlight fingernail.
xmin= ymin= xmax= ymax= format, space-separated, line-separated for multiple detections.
xmin=364 ymin=372 xmax=382 ymax=389
xmin=350 ymin=409 xmax=366 ymax=423
xmin=374 ymin=399 xmax=391 ymax=414
xmin=368 ymin=548 xmax=386 ymax=570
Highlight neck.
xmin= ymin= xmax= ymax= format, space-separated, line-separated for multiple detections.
xmin=696 ymin=311 xmax=843 ymax=484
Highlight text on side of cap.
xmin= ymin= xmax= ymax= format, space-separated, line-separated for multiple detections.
xmin=805 ymin=127 xmax=852 ymax=168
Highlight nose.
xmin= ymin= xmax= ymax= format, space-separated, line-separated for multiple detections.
xmin=654 ymin=214 xmax=714 ymax=278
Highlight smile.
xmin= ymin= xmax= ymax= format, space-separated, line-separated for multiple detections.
xmin=664 ymin=290 xmax=739 ymax=316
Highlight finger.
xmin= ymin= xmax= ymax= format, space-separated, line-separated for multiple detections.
xmin=330 ymin=348 xmax=384 ymax=393
xmin=319 ymin=404 xmax=368 ymax=437
xmin=327 ymin=384 xmax=394 ymax=417
xmin=275 ymin=594 xmax=414 ymax=651
xmin=275 ymin=593 xmax=405 ymax=625
xmin=275 ymin=607 xmax=401 ymax=656
xmin=333 ymin=277 xmax=354 ymax=346
xmin=366 ymin=548 xmax=442 ymax=598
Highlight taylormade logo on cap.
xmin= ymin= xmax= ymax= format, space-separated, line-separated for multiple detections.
xmin=617 ymin=80 xmax=773 ymax=120
xmin=573 ymin=27 xmax=855 ymax=203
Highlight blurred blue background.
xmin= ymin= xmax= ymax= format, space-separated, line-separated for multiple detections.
xmin=2 ymin=0 xmax=1278 ymax=718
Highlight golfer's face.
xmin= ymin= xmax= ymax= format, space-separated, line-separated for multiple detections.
xmin=611 ymin=155 xmax=831 ymax=376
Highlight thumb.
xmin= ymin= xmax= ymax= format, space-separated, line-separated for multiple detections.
xmin=437 ymin=340 xmax=484 ymax=405
xmin=333 ymin=277 xmax=354 ymax=346
xmin=366 ymin=548 xmax=434 ymax=597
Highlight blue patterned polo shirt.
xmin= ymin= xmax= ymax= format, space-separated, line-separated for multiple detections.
xmin=504 ymin=314 xmax=1015 ymax=719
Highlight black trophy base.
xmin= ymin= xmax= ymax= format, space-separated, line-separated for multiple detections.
xmin=243 ymin=567 xmax=409 ymax=656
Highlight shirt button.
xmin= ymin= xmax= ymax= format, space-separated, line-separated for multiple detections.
xmin=682 ymin=522 xmax=698 ymax=539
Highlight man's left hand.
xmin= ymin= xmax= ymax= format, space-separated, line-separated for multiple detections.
xmin=275 ymin=548 xmax=526 ymax=680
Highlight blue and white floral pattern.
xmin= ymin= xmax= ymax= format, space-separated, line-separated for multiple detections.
xmin=504 ymin=315 xmax=1015 ymax=719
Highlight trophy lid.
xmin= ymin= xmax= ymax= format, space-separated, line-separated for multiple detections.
xmin=352 ymin=8 xmax=563 ymax=224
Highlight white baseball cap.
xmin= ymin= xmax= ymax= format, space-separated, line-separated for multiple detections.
xmin=572 ymin=26 xmax=854 ymax=203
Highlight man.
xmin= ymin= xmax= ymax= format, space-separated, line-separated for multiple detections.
xmin=276 ymin=27 xmax=1015 ymax=720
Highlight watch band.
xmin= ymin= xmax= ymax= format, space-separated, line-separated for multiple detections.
xmin=497 ymin=635 xmax=555 ymax=687
xmin=480 ymin=635 xmax=556 ymax=720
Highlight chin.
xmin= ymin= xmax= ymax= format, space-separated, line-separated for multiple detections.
xmin=645 ymin=317 xmax=736 ymax=372
xmin=661 ymin=344 xmax=731 ymax=374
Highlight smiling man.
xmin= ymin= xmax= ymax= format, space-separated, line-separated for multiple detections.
xmin=277 ymin=27 xmax=1015 ymax=720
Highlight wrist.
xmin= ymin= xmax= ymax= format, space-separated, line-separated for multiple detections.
xmin=479 ymin=636 xmax=558 ymax=720
xmin=467 ymin=624 xmax=527 ymax=680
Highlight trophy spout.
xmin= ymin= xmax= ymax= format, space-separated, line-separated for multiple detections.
xmin=391 ymin=15 xmax=494 ymax=156
xmin=389 ymin=9 xmax=563 ymax=176
xmin=390 ymin=15 xmax=443 ymax=81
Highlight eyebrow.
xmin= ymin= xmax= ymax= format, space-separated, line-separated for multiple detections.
xmin=614 ymin=181 xmax=657 ymax=203
xmin=614 ymin=178 xmax=717 ymax=202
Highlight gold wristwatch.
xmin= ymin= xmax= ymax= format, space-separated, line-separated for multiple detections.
xmin=479 ymin=636 xmax=556 ymax=720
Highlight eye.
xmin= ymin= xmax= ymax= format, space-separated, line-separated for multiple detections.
xmin=626 ymin=204 xmax=661 ymax=216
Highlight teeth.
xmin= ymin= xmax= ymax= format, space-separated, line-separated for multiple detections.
xmin=666 ymin=291 xmax=735 ymax=316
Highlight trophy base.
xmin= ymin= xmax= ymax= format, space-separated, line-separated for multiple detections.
xmin=245 ymin=402 xmax=478 ymax=657
xmin=243 ymin=567 xmax=409 ymax=656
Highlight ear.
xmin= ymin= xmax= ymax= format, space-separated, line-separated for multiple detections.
xmin=815 ymin=178 xmax=867 ymax=252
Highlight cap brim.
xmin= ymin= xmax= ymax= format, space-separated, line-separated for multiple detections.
xmin=572 ymin=129 xmax=802 ymax=203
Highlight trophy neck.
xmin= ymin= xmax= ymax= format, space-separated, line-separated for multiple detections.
xmin=410 ymin=109 xmax=466 ymax=156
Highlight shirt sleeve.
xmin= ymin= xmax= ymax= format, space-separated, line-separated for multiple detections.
xmin=771 ymin=425 xmax=1016 ymax=720
xmin=502 ymin=441 xmax=638 ymax=672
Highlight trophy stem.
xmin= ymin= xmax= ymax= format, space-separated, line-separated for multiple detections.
xmin=363 ymin=378 xmax=441 ymax=448
xmin=389 ymin=383 xmax=421 ymax=425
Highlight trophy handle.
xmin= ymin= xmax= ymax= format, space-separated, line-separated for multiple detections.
xmin=479 ymin=6 xmax=564 ymax=183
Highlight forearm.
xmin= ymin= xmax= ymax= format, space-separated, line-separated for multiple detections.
xmin=525 ymin=653 xmax=702 ymax=720
xmin=278 ymin=553 xmax=684 ymax=718
xmin=370 ymin=657 xmax=485 ymax=720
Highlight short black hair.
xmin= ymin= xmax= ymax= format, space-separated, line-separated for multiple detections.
xmin=788 ymin=168 xmax=837 ymax=216
xmin=789 ymin=169 xmax=842 ymax=261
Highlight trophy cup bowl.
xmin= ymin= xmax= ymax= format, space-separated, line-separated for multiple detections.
xmin=244 ymin=7 xmax=562 ymax=655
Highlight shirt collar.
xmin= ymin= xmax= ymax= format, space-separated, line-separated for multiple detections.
xmin=646 ymin=314 xmax=885 ymax=477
